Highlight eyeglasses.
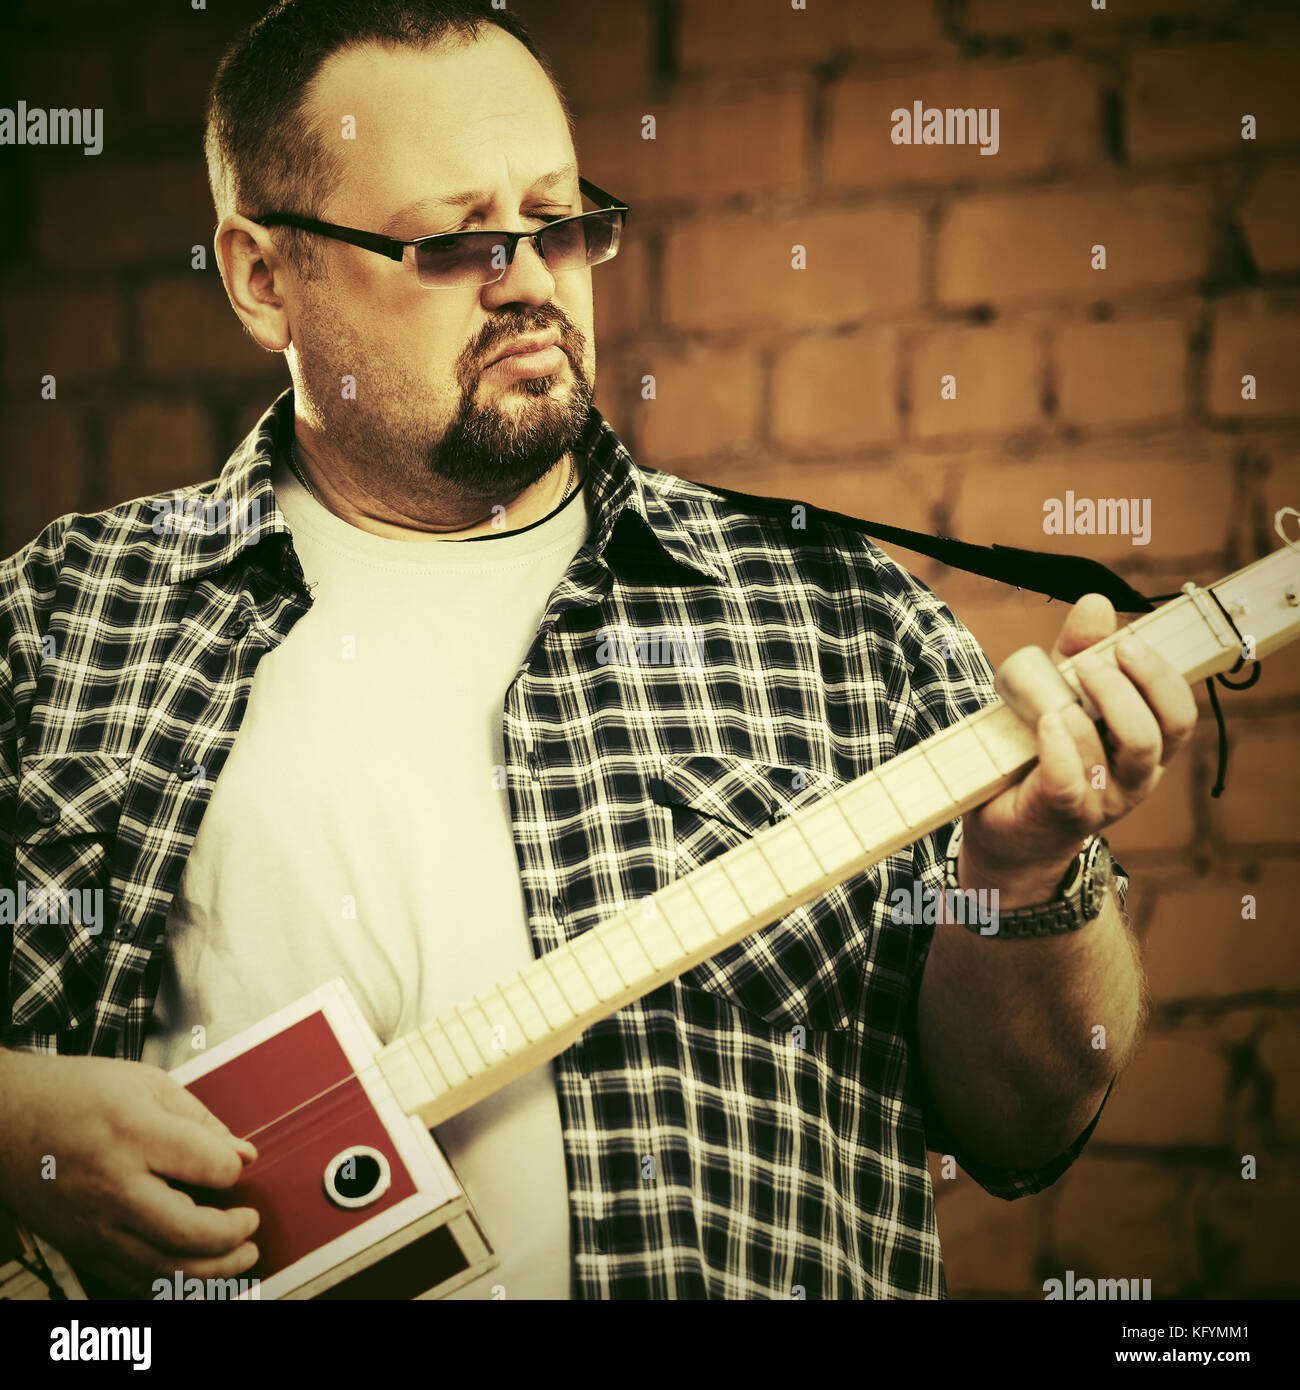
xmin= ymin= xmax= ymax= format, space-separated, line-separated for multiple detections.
xmin=250 ymin=176 xmax=629 ymax=290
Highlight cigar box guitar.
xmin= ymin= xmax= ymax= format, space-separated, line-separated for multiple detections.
xmin=6 ymin=514 xmax=1300 ymax=1300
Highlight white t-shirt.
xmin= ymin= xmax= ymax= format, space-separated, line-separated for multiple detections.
xmin=143 ymin=454 xmax=592 ymax=1299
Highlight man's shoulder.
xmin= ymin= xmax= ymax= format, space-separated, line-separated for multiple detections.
xmin=0 ymin=480 xmax=225 ymax=620
xmin=637 ymin=463 xmax=944 ymax=608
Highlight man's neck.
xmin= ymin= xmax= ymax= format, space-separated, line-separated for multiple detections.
xmin=286 ymin=437 xmax=578 ymax=541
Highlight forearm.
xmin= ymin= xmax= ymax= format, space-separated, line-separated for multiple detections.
xmin=916 ymin=874 xmax=1145 ymax=1170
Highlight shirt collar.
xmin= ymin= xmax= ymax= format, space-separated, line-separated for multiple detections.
xmin=168 ymin=387 xmax=726 ymax=587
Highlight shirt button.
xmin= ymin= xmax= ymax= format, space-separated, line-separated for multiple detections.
xmin=228 ymin=614 xmax=252 ymax=639
xmin=527 ymin=752 xmax=541 ymax=781
xmin=114 ymin=921 xmax=135 ymax=940
xmin=173 ymin=760 xmax=200 ymax=781
xmin=34 ymin=799 xmax=59 ymax=827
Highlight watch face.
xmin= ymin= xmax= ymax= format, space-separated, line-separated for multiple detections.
xmin=1081 ymin=841 xmax=1112 ymax=920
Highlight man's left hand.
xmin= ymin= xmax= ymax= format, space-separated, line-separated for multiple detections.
xmin=959 ymin=593 xmax=1199 ymax=906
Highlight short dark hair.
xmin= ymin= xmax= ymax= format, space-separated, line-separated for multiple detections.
xmin=204 ymin=0 xmax=571 ymax=278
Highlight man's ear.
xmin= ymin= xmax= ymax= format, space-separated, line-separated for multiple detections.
xmin=214 ymin=212 xmax=292 ymax=353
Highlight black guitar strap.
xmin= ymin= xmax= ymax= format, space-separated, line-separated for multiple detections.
xmin=701 ymin=483 xmax=1247 ymax=794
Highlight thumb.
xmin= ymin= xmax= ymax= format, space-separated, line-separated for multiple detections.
xmin=1050 ymin=593 xmax=1117 ymax=663
xmin=153 ymin=1075 xmax=257 ymax=1162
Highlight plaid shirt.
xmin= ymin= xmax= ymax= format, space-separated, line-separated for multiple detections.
xmin=0 ymin=388 xmax=1119 ymax=1299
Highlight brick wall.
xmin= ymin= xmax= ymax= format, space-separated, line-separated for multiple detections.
xmin=2 ymin=0 xmax=1298 ymax=1298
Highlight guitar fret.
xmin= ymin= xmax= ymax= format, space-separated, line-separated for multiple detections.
xmin=749 ymin=835 xmax=791 ymax=896
xmin=563 ymin=938 xmax=604 ymax=998
xmin=658 ymin=877 xmax=726 ymax=949
xmin=970 ymin=707 xmax=1034 ymax=777
xmin=785 ymin=811 xmax=828 ymax=874
xmin=600 ymin=911 xmax=657 ymax=982
xmin=458 ymin=1001 xmax=495 ymax=1065
xmin=441 ymin=1011 xmax=487 ymax=1074
xmin=872 ymin=768 xmax=913 ymax=833
xmin=878 ymin=749 xmax=946 ymax=825
xmin=401 ymin=1031 xmax=448 ymax=1098
xmin=571 ymin=929 xmax=626 ymax=997
xmin=425 ymin=1018 xmax=470 ymax=1084
xmin=479 ymin=986 xmax=524 ymax=1054
xmin=582 ymin=927 xmax=631 ymax=991
xmin=798 ymin=790 xmax=868 ymax=869
xmin=636 ymin=897 xmax=689 ymax=969
xmin=651 ymin=894 xmax=691 ymax=952
xmin=547 ymin=946 xmax=600 ymax=1014
xmin=513 ymin=968 xmax=557 ymax=1034
xmin=927 ymin=723 xmax=1003 ymax=800
xmin=536 ymin=953 xmax=579 ymax=1020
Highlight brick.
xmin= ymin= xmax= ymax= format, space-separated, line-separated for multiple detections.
xmin=949 ymin=444 xmax=1234 ymax=560
xmin=965 ymin=0 xmax=1236 ymax=31
xmin=770 ymin=329 xmax=898 ymax=453
xmin=632 ymin=347 xmax=762 ymax=462
xmin=1257 ymin=1018 xmax=1300 ymax=1143
xmin=1128 ymin=43 xmax=1300 ymax=164
xmin=679 ymin=0 xmax=943 ymax=72
xmin=593 ymin=230 xmax=648 ymax=342
xmin=1 ymin=286 xmax=122 ymax=388
xmin=35 ymin=162 xmax=215 ymax=269
xmin=1208 ymin=721 xmax=1300 ymax=847
xmin=938 ymin=185 xmax=1214 ymax=306
xmin=910 ymin=326 xmax=1041 ymax=441
xmin=665 ymin=206 xmax=926 ymax=331
xmin=136 ymin=23 xmax=243 ymax=129
xmin=1240 ymin=166 xmax=1300 ymax=276
xmin=1100 ymin=1035 xmax=1228 ymax=1147
xmin=1052 ymin=1158 xmax=1199 ymax=1294
xmin=1106 ymin=748 xmax=1198 ymax=856
xmin=10 ymin=42 xmax=115 ymax=111
xmin=101 ymin=402 xmax=215 ymax=507
xmin=514 ymin=0 xmax=654 ymax=112
xmin=0 ymin=404 xmax=87 ymax=556
xmin=136 ymin=276 xmax=280 ymax=377
xmin=1143 ymin=875 xmax=1300 ymax=999
xmin=934 ymin=1184 xmax=1039 ymax=1294
xmin=577 ymin=86 xmax=807 ymax=204
xmin=671 ymin=455 xmax=945 ymax=541
xmin=1207 ymin=303 xmax=1300 ymax=422
xmin=826 ymin=59 xmax=1101 ymax=194
xmin=1190 ymin=1165 xmax=1300 ymax=1294
xmin=1055 ymin=318 xmax=1187 ymax=429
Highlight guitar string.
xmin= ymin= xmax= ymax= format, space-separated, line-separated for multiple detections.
xmin=207 ymin=597 xmax=1226 ymax=1161
xmin=177 ymin=596 xmax=1234 ymax=1166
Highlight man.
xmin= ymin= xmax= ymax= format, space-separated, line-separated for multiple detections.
xmin=0 ymin=0 xmax=1195 ymax=1299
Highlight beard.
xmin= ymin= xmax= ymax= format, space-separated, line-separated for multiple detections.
xmin=291 ymin=294 xmax=595 ymax=512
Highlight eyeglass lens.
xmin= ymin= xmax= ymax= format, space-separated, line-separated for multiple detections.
xmin=413 ymin=211 xmax=622 ymax=287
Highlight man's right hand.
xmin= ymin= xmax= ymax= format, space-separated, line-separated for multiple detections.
xmin=0 ymin=1049 xmax=260 ymax=1297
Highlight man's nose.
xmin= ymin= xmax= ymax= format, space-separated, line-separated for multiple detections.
xmin=482 ymin=234 xmax=556 ymax=308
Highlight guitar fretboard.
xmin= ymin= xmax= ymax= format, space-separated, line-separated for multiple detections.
xmin=377 ymin=546 xmax=1300 ymax=1129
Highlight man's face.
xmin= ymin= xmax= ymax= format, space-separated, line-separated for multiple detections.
xmin=283 ymin=31 xmax=596 ymax=519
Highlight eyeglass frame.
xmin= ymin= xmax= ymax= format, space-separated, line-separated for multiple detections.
xmin=248 ymin=176 xmax=630 ymax=287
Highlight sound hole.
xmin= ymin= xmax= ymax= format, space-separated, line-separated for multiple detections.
xmin=323 ymin=1146 xmax=392 ymax=1210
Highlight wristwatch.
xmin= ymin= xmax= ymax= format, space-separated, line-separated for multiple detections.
xmin=944 ymin=818 xmax=1114 ymax=938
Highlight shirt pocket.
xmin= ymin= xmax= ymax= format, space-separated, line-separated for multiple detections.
xmin=11 ymin=752 xmax=130 ymax=926
xmin=650 ymin=753 xmax=873 ymax=1033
